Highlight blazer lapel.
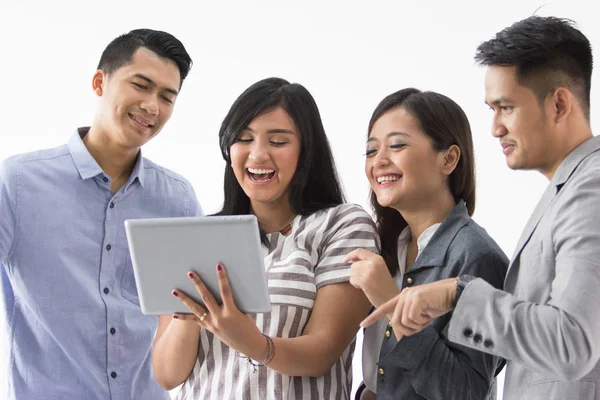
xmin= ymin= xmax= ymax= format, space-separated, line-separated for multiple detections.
xmin=509 ymin=183 xmax=557 ymax=266
xmin=508 ymin=135 xmax=600 ymax=272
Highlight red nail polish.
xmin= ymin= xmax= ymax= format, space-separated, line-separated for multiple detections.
xmin=217 ymin=264 xmax=223 ymax=271
xmin=172 ymin=290 xmax=179 ymax=297
xmin=173 ymin=315 xmax=179 ymax=319
xmin=188 ymin=272 xmax=194 ymax=279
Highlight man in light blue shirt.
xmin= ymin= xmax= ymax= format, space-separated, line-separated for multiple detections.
xmin=0 ymin=29 xmax=202 ymax=399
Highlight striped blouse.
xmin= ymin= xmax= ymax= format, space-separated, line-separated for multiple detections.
xmin=175 ymin=203 xmax=379 ymax=399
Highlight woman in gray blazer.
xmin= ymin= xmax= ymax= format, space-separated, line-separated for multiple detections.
xmin=345 ymin=88 xmax=508 ymax=400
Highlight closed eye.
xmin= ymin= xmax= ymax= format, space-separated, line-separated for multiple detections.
xmin=390 ymin=144 xmax=406 ymax=149
xmin=132 ymin=82 xmax=147 ymax=90
xmin=270 ymin=141 xmax=289 ymax=146
xmin=365 ymin=149 xmax=377 ymax=157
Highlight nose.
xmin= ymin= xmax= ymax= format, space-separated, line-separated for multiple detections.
xmin=372 ymin=147 xmax=390 ymax=168
xmin=140 ymin=94 xmax=159 ymax=116
xmin=248 ymin=138 xmax=269 ymax=162
xmin=491 ymin=114 xmax=507 ymax=138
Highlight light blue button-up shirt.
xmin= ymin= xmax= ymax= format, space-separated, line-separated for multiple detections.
xmin=0 ymin=128 xmax=202 ymax=400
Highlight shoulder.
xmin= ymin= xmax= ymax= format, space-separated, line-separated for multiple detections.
xmin=1 ymin=145 xmax=70 ymax=178
xmin=447 ymin=219 xmax=509 ymax=281
xmin=306 ymin=203 xmax=375 ymax=231
xmin=142 ymin=157 xmax=194 ymax=190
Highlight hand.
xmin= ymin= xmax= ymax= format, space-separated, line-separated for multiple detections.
xmin=171 ymin=264 xmax=266 ymax=360
xmin=360 ymin=278 xmax=457 ymax=340
xmin=344 ymin=249 xmax=399 ymax=308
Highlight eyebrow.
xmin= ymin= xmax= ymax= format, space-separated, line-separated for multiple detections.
xmin=485 ymin=97 xmax=512 ymax=106
xmin=243 ymin=127 xmax=296 ymax=134
xmin=367 ymin=131 xmax=410 ymax=142
xmin=133 ymin=73 xmax=179 ymax=96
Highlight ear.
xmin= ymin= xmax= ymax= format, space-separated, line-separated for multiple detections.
xmin=549 ymin=87 xmax=572 ymax=124
xmin=440 ymin=144 xmax=461 ymax=176
xmin=92 ymin=70 xmax=107 ymax=97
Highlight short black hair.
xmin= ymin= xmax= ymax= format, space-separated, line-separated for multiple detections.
xmin=216 ymin=77 xmax=345 ymax=241
xmin=97 ymin=28 xmax=192 ymax=87
xmin=475 ymin=16 xmax=593 ymax=120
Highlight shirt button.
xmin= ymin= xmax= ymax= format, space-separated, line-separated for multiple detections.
xmin=103 ymin=287 xmax=110 ymax=294
xmin=406 ymin=277 xmax=414 ymax=285
xmin=103 ymin=177 xmax=109 ymax=183
xmin=484 ymin=339 xmax=494 ymax=348
xmin=106 ymin=244 xmax=111 ymax=251
xmin=463 ymin=328 xmax=473 ymax=337
xmin=378 ymin=368 xmax=385 ymax=375
xmin=109 ymin=202 xmax=115 ymax=209
xmin=111 ymin=371 xmax=117 ymax=379
xmin=110 ymin=327 xmax=116 ymax=335
xmin=385 ymin=329 xmax=391 ymax=338
xmin=473 ymin=333 xmax=483 ymax=343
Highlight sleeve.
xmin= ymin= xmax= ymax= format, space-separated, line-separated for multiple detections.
xmin=380 ymin=249 xmax=508 ymax=400
xmin=448 ymin=168 xmax=600 ymax=381
xmin=0 ymin=158 xmax=18 ymax=264
xmin=314 ymin=204 xmax=379 ymax=289
xmin=185 ymin=180 xmax=204 ymax=217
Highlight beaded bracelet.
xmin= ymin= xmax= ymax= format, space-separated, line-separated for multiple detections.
xmin=236 ymin=334 xmax=276 ymax=373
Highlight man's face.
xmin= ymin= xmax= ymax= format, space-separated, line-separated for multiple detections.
xmin=93 ymin=47 xmax=181 ymax=150
xmin=485 ymin=65 xmax=557 ymax=175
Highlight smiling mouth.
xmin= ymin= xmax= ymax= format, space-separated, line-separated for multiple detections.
xmin=376 ymin=174 xmax=402 ymax=185
xmin=247 ymin=168 xmax=275 ymax=183
xmin=129 ymin=113 xmax=154 ymax=130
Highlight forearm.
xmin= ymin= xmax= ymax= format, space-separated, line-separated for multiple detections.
xmin=450 ymin=278 xmax=600 ymax=380
xmin=152 ymin=319 xmax=202 ymax=390
xmin=244 ymin=332 xmax=349 ymax=377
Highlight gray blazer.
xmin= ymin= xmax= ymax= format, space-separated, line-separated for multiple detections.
xmin=375 ymin=201 xmax=508 ymax=400
xmin=448 ymin=135 xmax=600 ymax=400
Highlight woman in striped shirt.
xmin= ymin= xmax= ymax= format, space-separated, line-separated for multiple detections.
xmin=152 ymin=77 xmax=379 ymax=399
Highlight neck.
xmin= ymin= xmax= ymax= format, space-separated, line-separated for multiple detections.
xmin=541 ymin=120 xmax=593 ymax=180
xmin=251 ymin=198 xmax=296 ymax=234
xmin=84 ymin=125 xmax=139 ymax=183
xmin=396 ymin=189 xmax=456 ymax=243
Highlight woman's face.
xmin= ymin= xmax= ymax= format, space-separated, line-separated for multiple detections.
xmin=365 ymin=107 xmax=454 ymax=210
xmin=229 ymin=106 xmax=301 ymax=211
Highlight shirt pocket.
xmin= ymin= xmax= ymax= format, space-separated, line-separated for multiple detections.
xmin=524 ymin=379 xmax=595 ymax=400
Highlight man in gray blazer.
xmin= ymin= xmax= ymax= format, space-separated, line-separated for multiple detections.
xmin=362 ymin=16 xmax=600 ymax=400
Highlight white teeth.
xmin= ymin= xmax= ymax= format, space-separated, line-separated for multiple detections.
xmin=377 ymin=175 xmax=400 ymax=183
xmin=131 ymin=114 xmax=151 ymax=127
xmin=248 ymin=168 xmax=275 ymax=174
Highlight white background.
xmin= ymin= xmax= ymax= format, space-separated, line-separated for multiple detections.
xmin=1 ymin=0 xmax=598 ymax=398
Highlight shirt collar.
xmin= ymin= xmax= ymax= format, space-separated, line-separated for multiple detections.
xmin=410 ymin=200 xmax=471 ymax=269
xmin=551 ymin=135 xmax=600 ymax=192
xmin=68 ymin=127 xmax=146 ymax=188
xmin=68 ymin=127 xmax=103 ymax=180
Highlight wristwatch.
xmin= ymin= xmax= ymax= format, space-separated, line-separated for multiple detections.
xmin=455 ymin=274 xmax=476 ymax=306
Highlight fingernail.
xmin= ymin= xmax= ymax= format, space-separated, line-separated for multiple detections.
xmin=172 ymin=290 xmax=179 ymax=297
xmin=172 ymin=315 xmax=179 ymax=319
xmin=188 ymin=272 xmax=194 ymax=279
xmin=217 ymin=264 xmax=223 ymax=271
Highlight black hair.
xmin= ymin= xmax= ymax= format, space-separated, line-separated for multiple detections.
xmin=475 ymin=16 xmax=593 ymax=120
xmin=97 ymin=28 xmax=192 ymax=87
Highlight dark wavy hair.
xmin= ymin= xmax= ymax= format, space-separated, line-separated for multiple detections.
xmin=97 ymin=28 xmax=192 ymax=87
xmin=369 ymin=88 xmax=476 ymax=274
xmin=475 ymin=16 xmax=592 ymax=120
xmin=216 ymin=77 xmax=344 ymax=242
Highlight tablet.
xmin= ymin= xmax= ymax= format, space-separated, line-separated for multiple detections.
xmin=124 ymin=214 xmax=271 ymax=315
